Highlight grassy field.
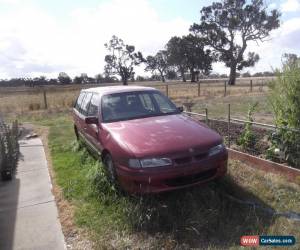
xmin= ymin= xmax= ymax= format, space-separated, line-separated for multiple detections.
xmin=0 ymin=79 xmax=270 ymax=115
xmin=19 ymin=111 xmax=300 ymax=249
xmin=0 ymin=83 xmax=273 ymax=128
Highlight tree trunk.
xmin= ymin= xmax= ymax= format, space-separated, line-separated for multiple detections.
xmin=122 ymin=76 xmax=128 ymax=85
xmin=161 ymin=73 xmax=165 ymax=82
xmin=190 ymin=69 xmax=196 ymax=83
xmin=228 ymin=63 xmax=237 ymax=85
xmin=180 ymin=67 xmax=186 ymax=82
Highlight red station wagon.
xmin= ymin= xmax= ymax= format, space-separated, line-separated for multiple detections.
xmin=73 ymin=86 xmax=227 ymax=194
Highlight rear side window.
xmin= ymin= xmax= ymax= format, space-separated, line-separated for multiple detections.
xmin=75 ymin=92 xmax=85 ymax=111
xmin=87 ymin=94 xmax=99 ymax=116
xmin=80 ymin=92 xmax=93 ymax=116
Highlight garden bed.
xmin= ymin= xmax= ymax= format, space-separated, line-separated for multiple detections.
xmin=200 ymin=118 xmax=299 ymax=169
xmin=202 ymin=119 xmax=269 ymax=155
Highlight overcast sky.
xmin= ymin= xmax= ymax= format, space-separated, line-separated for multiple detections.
xmin=0 ymin=0 xmax=299 ymax=79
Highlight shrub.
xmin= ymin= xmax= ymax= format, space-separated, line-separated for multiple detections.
xmin=0 ymin=119 xmax=19 ymax=180
xmin=29 ymin=103 xmax=41 ymax=110
xmin=268 ymin=61 xmax=300 ymax=168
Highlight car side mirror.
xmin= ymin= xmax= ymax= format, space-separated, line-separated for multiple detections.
xmin=85 ymin=116 xmax=99 ymax=125
xmin=177 ymin=106 xmax=184 ymax=112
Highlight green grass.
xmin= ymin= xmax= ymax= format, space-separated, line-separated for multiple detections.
xmin=20 ymin=111 xmax=300 ymax=249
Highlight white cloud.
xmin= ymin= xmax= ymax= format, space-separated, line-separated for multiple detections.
xmin=281 ymin=0 xmax=300 ymax=12
xmin=1 ymin=0 xmax=300 ymax=78
xmin=243 ymin=17 xmax=300 ymax=74
xmin=0 ymin=0 xmax=190 ymax=78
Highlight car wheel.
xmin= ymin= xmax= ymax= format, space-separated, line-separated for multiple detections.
xmin=103 ymin=154 xmax=118 ymax=186
xmin=74 ymin=126 xmax=79 ymax=140
xmin=1 ymin=171 xmax=12 ymax=181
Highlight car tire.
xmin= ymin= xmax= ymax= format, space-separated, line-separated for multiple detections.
xmin=74 ymin=126 xmax=79 ymax=140
xmin=1 ymin=171 xmax=12 ymax=181
xmin=103 ymin=154 xmax=119 ymax=187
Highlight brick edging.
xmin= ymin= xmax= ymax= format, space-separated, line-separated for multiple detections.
xmin=227 ymin=148 xmax=300 ymax=183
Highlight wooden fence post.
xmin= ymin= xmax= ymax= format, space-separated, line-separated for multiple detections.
xmin=43 ymin=90 xmax=48 ymax=109
xmin=198 ymin=82 xmax=200 ymax=97
xmin=166 ymin=84 xmax=169 ymax=97
xmin=228 ymin=103 xmax=231 ymax=148
xmin=205 ymin=108 xmax=208 ymax=125
xmin=250 ymin=79 xmax=253 ymax=92
xmin=224 ymin=81 xmax=227 ymax=97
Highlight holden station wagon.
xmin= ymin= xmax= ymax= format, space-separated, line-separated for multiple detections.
xmin=73 ymin=86 xmax=227 ymax=193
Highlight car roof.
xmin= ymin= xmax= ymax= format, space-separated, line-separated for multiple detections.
xmin=81 ymin=85 xmax=158 ymax=96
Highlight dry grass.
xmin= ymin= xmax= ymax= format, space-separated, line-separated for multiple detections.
xmin=0 ymin=81 xmax=269 ymax=115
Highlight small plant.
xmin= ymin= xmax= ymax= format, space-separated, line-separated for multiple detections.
xmin=237 ymin=102 xmax=258 ymax=150
xmin=0 ymin=119 xmax=19 ymax=180
xmin=182 ymin=98 xmax=195 ymax=112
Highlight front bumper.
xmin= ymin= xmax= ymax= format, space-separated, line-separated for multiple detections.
xmin=115 ymin=151 xmax=228 ymax=194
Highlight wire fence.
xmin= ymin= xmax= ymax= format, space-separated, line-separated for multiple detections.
xmin=184 ymin=106 xmax=300 ymax=169
xmin=0 ymin=78 xmax=272 ymax=114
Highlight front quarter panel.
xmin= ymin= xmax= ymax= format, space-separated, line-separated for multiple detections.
xmin=99 ymin=125 xmax=134 ymax=167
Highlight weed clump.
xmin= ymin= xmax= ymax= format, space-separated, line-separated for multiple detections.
xmin=268 ymin=60 xmax=300 ymax=167
xmin=237 ymin=102 xmax=258 ymax=151
xmin=0 ymin=119 xmax=19 ymax=180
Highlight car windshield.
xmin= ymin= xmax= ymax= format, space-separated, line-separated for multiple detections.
xmin=101 ymin=90 xmax=179 ymax=122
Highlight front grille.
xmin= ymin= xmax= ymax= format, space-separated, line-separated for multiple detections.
xmin=194 ymin=152 xmax=208 ymax=161
xmin=174 ymin=156 xmax=192 ymax=165
xmin=165 ymin=168 xmax=217 ymax=187
xmin=173 ymin=150 xmax=208 ymax=165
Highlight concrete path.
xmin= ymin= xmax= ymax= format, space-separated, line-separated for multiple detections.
xmin=0 ymin=138 xmax=66 ymax=250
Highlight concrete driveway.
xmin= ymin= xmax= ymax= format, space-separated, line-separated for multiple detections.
xmin=0 ymin=138 xmax=66 ymax=250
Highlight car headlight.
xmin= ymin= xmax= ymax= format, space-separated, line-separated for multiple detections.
xmin=208 ymin=144 xmax=224 ymax=156
xmin=141 ymin=158 xmax=172 ymax=168
xmin=128 ymin=158 xmax=172 ymax=168
xmin=128 ymin=159 xmax=141 ymax=168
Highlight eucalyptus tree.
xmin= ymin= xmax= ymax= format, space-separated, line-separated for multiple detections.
xmin=104 ymin=35 xmax=144 ymax=85
xmin=145 ymin=50 xmax=169 ymax=82
xmin=191 ymin=0 xmax=280 ymax=85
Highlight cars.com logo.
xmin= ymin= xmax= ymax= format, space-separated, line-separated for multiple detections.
xmin=241 ymin=235 xmax=296 ymax=246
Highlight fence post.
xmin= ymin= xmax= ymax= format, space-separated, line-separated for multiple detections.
xmin=250 ymin=79 xmax=253 ymax=92
xmin=43 ymin=90 xmax=48 ymax=109
xmin=166 ymin=84 xmax=169 ymax=97
xmin=198 ymin=82 xmax=200 ymax=97
xmin=228 ymin=103 xmax=231 ymax=148
xmin=205 ymin=108 xmax=208 ymax=125
xmin=224 ymin=81 xmax=227 ymax=97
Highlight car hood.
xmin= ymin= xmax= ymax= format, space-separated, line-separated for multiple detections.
xmin=102 ymin=114 xmax=222 ymax=158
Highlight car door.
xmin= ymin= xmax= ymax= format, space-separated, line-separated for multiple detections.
xmin=85 ymin=93 xmax=103 ymax=154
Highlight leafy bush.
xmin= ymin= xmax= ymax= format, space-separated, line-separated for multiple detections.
xmin=268 ymin=61 xmax=300 ymax=168
xmin=0 ymin=120 xmax=19 ymax=180
xmin=237 ymin=102 xmax=258 ymax=150
xmin=29 ymin=103 xmax=41 ymax=110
